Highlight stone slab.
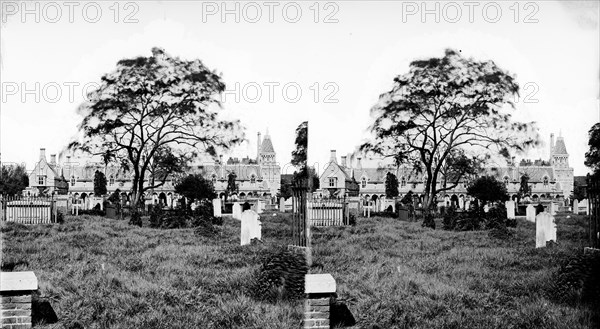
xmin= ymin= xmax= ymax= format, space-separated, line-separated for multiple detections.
xmin=305 ymin=274 xmax=336 ymax=294
xmin=0 ymin=272 xmax=38 ymax=292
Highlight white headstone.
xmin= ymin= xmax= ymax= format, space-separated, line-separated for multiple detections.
xmin=483 ymin=204 xmax=489 ymax=213
xmin=458 ymin=198 xmax=465 ymax=209
xmin=279 ymin=198 xmax=286 ymax=212
xmin=505 ymin=200 xmax=516 ymax=219
xmin=581 ymin=199 xmax=590 ymax=215
xmin=212 ymin=199 xmax=222 ymax=217
xmin=536 ymin=212 xmax=549 ymax=248
xmin=257 ymin=200 xmax=264 ymax=214
xmin=240 ymin=210 xmax=261 ymax=246
xmin=232 ymin=202 xmax=242 ymax=220
xmin=536 ymin=212 xmax=556 ymax=248
xmin=573 ymin=199 xmax=579 ymax=214
xmin=464 ymin=200 xmax=470 ymax=210
xmin=549 ymin=202 xmax=557 ymax=215
xmin=526 ymin=204 xmax=536 ymax=222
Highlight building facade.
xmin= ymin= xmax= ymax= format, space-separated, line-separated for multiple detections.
xmin=25 ymin=130 xmax=281 ymax=206
xmin=319 ymin=133 xmax=574 ymax=204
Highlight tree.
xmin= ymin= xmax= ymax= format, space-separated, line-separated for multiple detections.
xmin=226 ymin=172 xmax=238 ymax=199
xmin=0 ymin=164 xmax=29 ymax=196
xmin=174 ymin=174 xmax=216 ymax=208
xmin=467 ymin=176 xmax=509 ymax=206
xmin=291 ymin=121 xmax=309 ymax=189
xmin=385 ymin=172 xmax=399 ymax=198
xmin=517 ymin=173 xmax=530 ymax=202
xmin=585 ymin=123 xmax=600 ymax=174
xmin=68 ymin=47 xmax=244 ymax=208
xmin=360 ymin=49 xmax=539 ymax=211
xmin=93 ymin=170 xmax=107 ymax=196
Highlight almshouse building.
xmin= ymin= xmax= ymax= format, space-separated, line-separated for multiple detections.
xmin=319 ymin=133 xmax=574 ymax=205
xmin=25 ymin=130 xmax=281 ymax=207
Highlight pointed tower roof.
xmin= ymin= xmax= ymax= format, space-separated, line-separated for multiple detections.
xmin=260 ymin=132 xmax=275 ymax=153
xmin=553 ymin=136 xmax=568 ymax=155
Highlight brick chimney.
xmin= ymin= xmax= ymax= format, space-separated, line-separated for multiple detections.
xmin=50 ymin=154 xmax=56 ymax=165
xmin=357 ymin=157 xmax=362 ymax=170
xmin=341 ymin=156 xmax=347 ymax=168
xmin=39 ymin=148 xmax=46 ymax=161
xmin=330 ymin=150 xmax=337 ymax=164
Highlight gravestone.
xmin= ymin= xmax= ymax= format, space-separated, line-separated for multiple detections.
xmin=280 ymin=198 xmax=286 ymax=212
xmin=483 ymin=204 xmax=489 ymax=213
xmin=573 ymin=199 xmax=579 ymax=214
xmin=549 ymin=202 xmax=557 ymax=215
xmin=257 ymin=200 xmax=264 ymax=214
xmin=505 ymin=200 xmax=516 ymax=219
xmin=464 ymin=200 xmax=470 ymax=210
xmin=526 ymin=204 xmax=535 ymax=222
xmin=458 ymin=198 xmax=464 ymax=209
xmin=232 ymin=202 xmax=242 ymax=220
xmin=212 ymin=199 xmax=221 ymax=217
xmin=536 ymin=212 xmax=556 ymax=248
xmin=240 ymin=210 xmax=261 ymax=246
xmin=580 ymin=199 xmax=589 ymax=215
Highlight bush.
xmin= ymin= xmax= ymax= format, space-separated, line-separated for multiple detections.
xmin=79 ymin=209 xmax=106 ymax=216
xmin=348 ymin=213 xmax=356 ymax=226
xmin=128 ymin=211 xmax=142 ymax=227
xmin=443 ymin=207 xmax=483 ymax=231
xmin=250 ymin=246 xmax=308 ymax=303
xmin=551 ymin=251 xmax=600 ymax=307
xmin=422 ymin=213 xmax=435 ymax=229
xmin=371 ymin=211 xmax=397 ymax=218
xmin=56 ymin=211 xmax=64 ymax=224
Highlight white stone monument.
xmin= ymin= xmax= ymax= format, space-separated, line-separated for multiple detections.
xmin=240 ymin=210 xmax=261 ymax=246
xmin=483 ymin=204 xmax=489 ymax=213
xmin=232 ymin=202 xmax=242 ymax=220
xmin=536 ymin=212 xmax=557 ymax=248
xmin=212 ymin=199 xmax=222 ymax=217
xmin=279 ymin=198 xmax=286 ymax=212
xmin=573 ymin=199 xmax=579 ymax=214
xmin=505 ymin=200 xmax=515 ymax=219
xmin=464 ymin=200 xmax=470 ymax=210
xmin=458 ymin=198 xmax=465 ymax=210
xmin=526 ymin=204 xmax=536 ymax=222
xmin=549 ymin=202 xmax=557 ymax=215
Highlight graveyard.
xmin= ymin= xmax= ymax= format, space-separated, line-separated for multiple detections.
xmin=1 ymin=207 xmax=597 ymax=328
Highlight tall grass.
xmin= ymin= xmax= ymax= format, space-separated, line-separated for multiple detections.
xmin=2 ymin=213 xmax=597 ymax=328
xmin=311 ymin=214 xmax=598 ymax=329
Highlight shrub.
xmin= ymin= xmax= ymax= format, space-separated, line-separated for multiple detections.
xmin=371 ymin=211 xmax=397 ymax=219
xmin=422 ymin=213 xmax=435 ymax=229
xmin=129 ymin=211 xmax=142 ymax=227
xmin=348 ymin=213 xmax=356 ymax=226
xmin=56 ymin=211 xmax=64 ymax=224
xmin=79 ymin=209 xmax=106 ymax=216
xmin=251 ymin=246 xmax=308 ymax=303
xmin=551 ymin=251 xmax=600 ymax=307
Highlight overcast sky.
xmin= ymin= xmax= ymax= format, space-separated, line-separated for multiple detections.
xmin=1 ymin=1 xmax=598 ymax=176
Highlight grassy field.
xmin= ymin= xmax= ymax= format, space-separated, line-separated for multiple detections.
xmin=1 ymin=212 xmax=598 ymax=328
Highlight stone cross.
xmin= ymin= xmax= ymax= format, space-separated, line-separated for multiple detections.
xmin=526 ymin=204 xmax=535 ymax=222
xmin=212 ymin=198 xmax=221 ymax=217
xmin=505 ymin=200 xmax=515 ymax=219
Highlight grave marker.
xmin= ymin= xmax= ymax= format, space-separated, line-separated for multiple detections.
xmin=535 ymin=212 xmax=557 ymax=248
xmin=573 ymin=199 xmax=579 ymax=214
xmin=526 ymin=204 xmax=535 ymax=222
xmin=240 ymin=209 xmax=261 ymax=245
xmin=212 ymin=199 xmax=221 ymax=217
xmin=232 ymin=202 xmax=242 ymax=220
xmin=505 ymin=200 xmax=515 ymax=219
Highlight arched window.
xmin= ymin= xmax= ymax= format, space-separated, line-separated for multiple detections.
xmin=361 ymin=177 xmax=367 ymax=188
xmin=211 ymin=174 xmax=217 ymax=184
xmin=401 ymin=177 xmax=406 ymax=187
xmin=504 ymin=176 xmax=509 ymax=186
xmin=109 ymin=176 xmax=114 ymax=186
xmin=70 ymin=176 xmax=76 ymax=186
xmin=543 ymin=176 xmax=549 ymax=186
xmin=250 ymin=175 xmax=256 ymax=184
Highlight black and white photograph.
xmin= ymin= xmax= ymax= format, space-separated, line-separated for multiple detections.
xmin=0 ymin=1 xmax=599 ymax=328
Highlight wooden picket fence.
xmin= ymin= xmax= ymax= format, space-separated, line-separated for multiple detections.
xmin=1 ymin=195 xmax=57 ymax=224
xmin=307 ymin=196 xmax=350 ymax=226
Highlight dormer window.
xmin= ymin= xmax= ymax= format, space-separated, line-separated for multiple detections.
xmin=361 ymin=177 xmax=367 ymax=188
xmin=329 ymin=177 xmax=336 ymax=187
xmin=401 ymin=177 xmax=406 ymax=187
xmin=250 ymin=175 xmax=256 ymax=184
xmin=211 ymin=174 xmax=217 ymax=184
xmin=38 ymin=176 xmax=45 ymax=185
xmin=109 ymin=176 xmax=114 ymax=186
xmin=543 ymin=176 xmax=549 ymax=186
xmin=71 ymin=176 xmax=76 ymax=186
xmin=504 ymin=176 xmax=509 ymax=186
